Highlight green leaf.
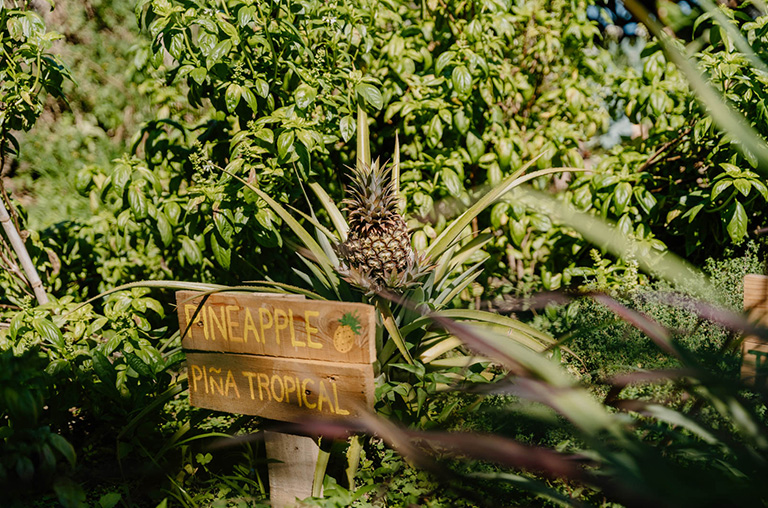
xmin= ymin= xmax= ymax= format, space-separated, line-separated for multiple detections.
xmin=726 ymin=201 xmax=748 ymax=243
xmin=490 ymin=203 xmax=509 ymax=229
xmin=648 ymin=89 xmax=668 ymax=115
xmin=277 ymin=130 xmax=294 ymax=159
xmin=112 ymin=163 xmax=132 ymax=192
xmin=452 ymin=65 xmax=472 ymax=97
xmin=91 ymin=351 xmax=117 ymax=387
xmin=156 ymin=212 xmax=172 ymax=246
xmin=466 ymin=131 xmax=484 ymax=164
xmin=207 ymin=40 xmax=232 ymax=65
xmin=711 ymin=180 xmax=732 ymax=200
xmin=242 ymin=88 xmax=258 ymax=112
xmin=613 ymin=182 xmax=632 ymax=214
xmin=99 ymin=492 xmax=122 ymax=508
xmin=435 ymin=51 xmax=455 ymax=74
xmin=294 ymin=84 xmax=317 ymax=109
xmin=53 ymin=477 xmax=86 ymax=508
xmin=634 ymin=187 xmax=657 ymax=214
xmin=48 ymin=433 xmax=76 ymax=468
xmin=190 ymin=66 xmax=207 ymax=85
xmin=752 ymin=179 xmax=768 ymax=201
xmin=32 ymin=318 xmax=64 ymax=349
xmin=214 ymin=210 xmax=234 ymax=243
xmin=443 ymin=169 xmax=462 ymax=197
xmin=254 ymin=78 xmax=269 ymax=98
xmin=355 ymin=83 xmax=383 ymax=110
xmin=125 ymin=352 xmax=154 ymax=379
xmin=734 ymin=179 xmax=752 ymax=197
xmin=225 ymin=83 xmax=242 ymax=112
xmin=427 ymin=116 xmax=443 ymax=147
xmin=211 ymin=234 xmax=232 ymax=269
xmin=128 ymin=184 xmax=148 ymax=220
xmin=340 ymin=115 xmax=355 ymax=143
xmin=181 ymin=236 xmax=203 ymax=265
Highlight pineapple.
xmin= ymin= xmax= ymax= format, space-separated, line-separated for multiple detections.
xmin=333 ymin=311 xmax=361 ymax=353
xmin=337 ymin=159 xmax=431 ymax=293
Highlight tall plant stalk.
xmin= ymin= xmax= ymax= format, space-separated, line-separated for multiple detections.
xmin=0 ymin=196 xmax=48 ymax=305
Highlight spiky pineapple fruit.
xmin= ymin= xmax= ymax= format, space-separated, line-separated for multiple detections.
xmin=337 ymin=160 xmax=430 ymax=293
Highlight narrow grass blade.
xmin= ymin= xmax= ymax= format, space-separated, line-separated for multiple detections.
xmin=313 ymin=443 xmax=330 ymax=498
xmin=433 ymin=232 xmax=493 ymax=285
xmin=376 ymin=297 xmax=414 ymax=365
xmin=357 ymin=105 xmax=370 ymax=170
xmin=309 ymin=182 xmax=348 ymax=241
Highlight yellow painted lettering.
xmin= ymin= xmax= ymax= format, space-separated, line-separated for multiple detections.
xmin=257 ymin=373 xmax=272 ymax=401
xmin=243 ymin=309 xmax=260 ymax=343
xmin=226 ymin=305 xmax=243 ymax=342
xmin=305 ymin=311 xmax=322 ymax=349
xmin=317 ymin=380 xmax=335 ymax=414
xmin=186 ymin=304 xmax=209 ymax=340
xmin=242 ymin=371 xmax=257 ymax=399
xmin=225 ymin=370 xmax=240 ymax=398
xmin=190 ymin=365 xmax=203 ymax=393
xmin=259 ymin=308 xmax=273 ymax=344
xmin=332 ymin=382 xmax=350 ymax=415
xmin=302 ymin=379 xmax=316 ymax=409
xmin=271 ymin=375 xmax=285 ymax=402
xmin=208 ymin=306 xmax=228 ymax=340
xmin=209 ymin=367 xmax=224 ymax=395
xmin=288 ymin=309 xmax=305 ymax=347
xmin=274 ymin=308 xmax=288 ymax=345
xmin=283 ymin=376 xmax=296 ymax=404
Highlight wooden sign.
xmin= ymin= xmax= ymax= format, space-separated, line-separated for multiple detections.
xmin=742 ymin=274 xmax=768 ymax=386
xmin=177 ymin=291 xmax=376 ymax=364
xmin=178 ymin=291 xmax=377 ymax=421
xmin=185 ymin=352 xmax=375 ymax=421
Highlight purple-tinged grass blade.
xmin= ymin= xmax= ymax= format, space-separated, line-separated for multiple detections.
xmin=590 ymin=293 xmax=680 ymax=358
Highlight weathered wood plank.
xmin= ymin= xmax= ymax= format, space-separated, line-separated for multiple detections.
xmin=744 ymin=274 xmax=768 ymax=326
xmin=186 ymin=352 xmax=375 ymax=421
xmin=177 ymin=291 xmax=376 ymax=364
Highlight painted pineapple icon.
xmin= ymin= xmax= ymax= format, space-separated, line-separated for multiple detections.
xmin=333 ymin=311 xmax=361 ymax=353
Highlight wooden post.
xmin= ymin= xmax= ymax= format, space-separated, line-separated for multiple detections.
xmin=742 ymin=274 xmax=768 ymax=386
xmin=264 ymin=431 xmax=321 ymax=507
xmin=176 ymin=291 xmax=377 ymax=506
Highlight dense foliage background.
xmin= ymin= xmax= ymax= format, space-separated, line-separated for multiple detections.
xmin=2 ymin=0 xmax=768 ymax=505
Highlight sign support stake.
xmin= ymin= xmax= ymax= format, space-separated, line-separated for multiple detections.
xmin=264 ymin=431 xmax=322 ymax=507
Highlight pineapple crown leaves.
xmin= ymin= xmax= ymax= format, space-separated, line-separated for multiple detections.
xmin=342 ymin=160 xmax=401 ymax=232
xmin=338 ymin=311 xmax=362 ymax=335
